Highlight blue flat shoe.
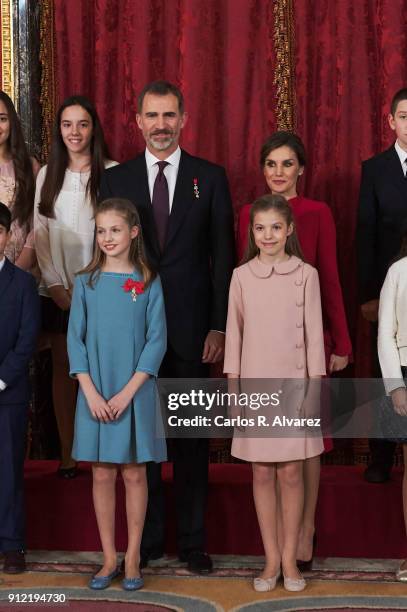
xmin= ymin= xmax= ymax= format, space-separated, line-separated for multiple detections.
xmin=121 ymin=576 xmax=144 ymax=591
xmin=89 ymin=567 xmax=120 ymax=590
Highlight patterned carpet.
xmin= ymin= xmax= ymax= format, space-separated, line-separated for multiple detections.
xmin=1 ymin=553 xmax=407 ymax=611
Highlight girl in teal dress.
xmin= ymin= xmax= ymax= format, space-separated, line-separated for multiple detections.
xmin=67 ymin=198 xmax=167 ymax=591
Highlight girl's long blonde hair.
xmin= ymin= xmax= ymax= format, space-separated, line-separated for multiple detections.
xmin=241 ymin=194 xmax=304 ymax=264
xmin=79 ymin=198 xmax=156 ymax=288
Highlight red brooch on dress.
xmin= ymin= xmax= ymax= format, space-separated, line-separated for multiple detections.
xmin=122 ymin=278 xmax=144 ymax=302
xmin=193 ymin=178 xmax=200 ymax=199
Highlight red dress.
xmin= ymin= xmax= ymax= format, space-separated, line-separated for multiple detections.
xmin=237 ymin=196 xmax=352 ymax=358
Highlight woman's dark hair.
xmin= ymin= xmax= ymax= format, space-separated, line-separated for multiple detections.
xmin=260 ymin=131 xmax=306 ymax=168
xmin=38 ymin=95 xmax=110 ymax=218
xmin=241 ymin=193 xmax=304 ymax=264
xmin=0 ymin=91 xmax=35 ymax=228
xmin=79 ymin=198 xmax=156 ymax=288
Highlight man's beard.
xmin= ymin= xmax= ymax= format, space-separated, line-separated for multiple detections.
xmin=148 ymin=132 xmax=175 ymax=151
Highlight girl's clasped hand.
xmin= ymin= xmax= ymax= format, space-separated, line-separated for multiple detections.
xmin=88 ymin=388 xmax=135 ymax=422
xmin=87 ymin=390 xmax=114 ymax=422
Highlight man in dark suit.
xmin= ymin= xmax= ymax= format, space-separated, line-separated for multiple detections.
xmin=357 ymin=87 xmax=407 ymax=482
xmin=100 ymin=81 xmax=235 ymax=573
xmin=0 ymin=203 xmax=41 ymax=573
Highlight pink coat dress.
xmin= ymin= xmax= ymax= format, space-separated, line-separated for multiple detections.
xmin=224 ymin=255 xmax=326 ymax=462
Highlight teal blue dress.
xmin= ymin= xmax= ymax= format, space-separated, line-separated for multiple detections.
xmin=67 ymin=271 xmax=167 ymax=464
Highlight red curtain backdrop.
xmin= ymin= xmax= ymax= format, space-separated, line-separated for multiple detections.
xmin=53 ymin=0 xmax=277 ymax=210
xmin=52 ymin=0 xmax=407 ymax=376
xmin=294 ymin=0 xmax=407 ymax=375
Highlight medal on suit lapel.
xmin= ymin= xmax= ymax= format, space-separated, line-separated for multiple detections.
xmin=193 ymin=178 xmax=200 ymax=199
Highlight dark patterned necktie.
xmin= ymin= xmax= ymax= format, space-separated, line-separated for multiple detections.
xmin=152 ymin=161 xmax=169 ymax=251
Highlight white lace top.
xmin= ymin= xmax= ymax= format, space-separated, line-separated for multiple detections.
xmin=34 ymin=160 xmax=118 ymax=296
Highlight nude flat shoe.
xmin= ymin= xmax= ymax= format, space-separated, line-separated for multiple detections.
xmin=253 ymin=570 xmax=281 ymax=592
xmin=283 ymin=573 xmax=306 ymax=592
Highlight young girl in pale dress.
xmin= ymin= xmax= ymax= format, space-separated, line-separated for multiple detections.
xmin=34 ymin=96 xmax=117 ymax=477
xmin=68 ymin=198 xmax=167 ymax=591
xmin=224 ymin=194 xmax=325 ymax=592
xmin=0 ymin=91 xmax=39 ymax=269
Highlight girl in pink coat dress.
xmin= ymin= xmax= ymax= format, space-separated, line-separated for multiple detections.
xmin=224 ymin=194 xmax=325 ymax=593
xmin=237 ymin=131 xmax=352 ymax=568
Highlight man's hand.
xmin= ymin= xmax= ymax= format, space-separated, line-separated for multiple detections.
xmin=360 ymin=299 xmax=379 ymax=322
xmin=391 ymin=387 xmax=407 ymax=416
xmin=49 ymin=285 xmax=71 ymax=311
xmin=329 ymin=354 xmax=349 ymax=373
xmin=202 ymin=331 xmax=225 ymax=363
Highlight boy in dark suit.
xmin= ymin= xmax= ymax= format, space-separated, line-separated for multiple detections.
xmin=0 ymin=203 xmax=40 ymax=573
xmin=357 ymin=88 xmax=407 ymax=482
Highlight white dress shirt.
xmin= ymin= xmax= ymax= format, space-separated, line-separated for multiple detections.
xmin=395 ymin=140 xmax=407 ymax=176
xmin=0 ymin=256 xmax=6 ymax=390
xmin=145 ymin=146 xmax=223 ymax=338
xmin=34 ymin=160 xmax=118 ymax=296
xmin=145 ymin=146 xmax=181 ymax=211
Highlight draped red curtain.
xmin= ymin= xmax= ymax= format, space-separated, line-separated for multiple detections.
xmin=294 ymin=0 xmax=407 ymax=375
xmin=53 ymin=0 xmax=277 ymax=210
xmin=52 ymin=0 xmax=407 ymax=378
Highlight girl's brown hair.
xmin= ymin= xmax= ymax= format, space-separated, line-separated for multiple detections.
xmin=241 ymin=193 xmax=304 ymax=264
xmin=0 ymin=91 xmax=35 ymax=228
xmin=79 ymin=198 xmax=156 ymax=288
xmin=38 ymin=95 xmax=110 ymax=218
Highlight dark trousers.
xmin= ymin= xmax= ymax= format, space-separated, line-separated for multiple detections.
xmin=0 ymin=403 xmax=27 ymax=552
xmin=369 ymin=322 xmax=396 ymax=466
xmin=141 ymin=346 xmax=209 ymax=555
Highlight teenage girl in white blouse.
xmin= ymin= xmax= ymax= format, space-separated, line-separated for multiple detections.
xmin=34 ymin=95 xmax=117 ymax=477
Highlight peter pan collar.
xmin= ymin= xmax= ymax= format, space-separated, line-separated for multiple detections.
xmin=248 ymin=255 xmax=303 ymax=278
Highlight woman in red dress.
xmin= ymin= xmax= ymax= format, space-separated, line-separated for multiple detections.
xmin=237 ymin=131 xmax=352 ymax=566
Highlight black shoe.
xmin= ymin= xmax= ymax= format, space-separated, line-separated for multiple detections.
xmin=297 ymin=534 xmax=316 ymax=571
xmin=3 ymin=551 xmax=26 ymax=574
xmin=179 ymin=550 xmax=213 ymax=574
xmin=364 ymin=463 xmax=391 ymax=483
xmin=57 ymin=465 xmax=78 ymax=479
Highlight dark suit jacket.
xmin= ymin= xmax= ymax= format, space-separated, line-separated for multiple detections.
xmin=0 ymin=258 xmax=41 ymax=405
xmin=357 ymin=145 xmax=407 ymax=304
xmin=100 ymin=149 xmax=235 ymax=361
